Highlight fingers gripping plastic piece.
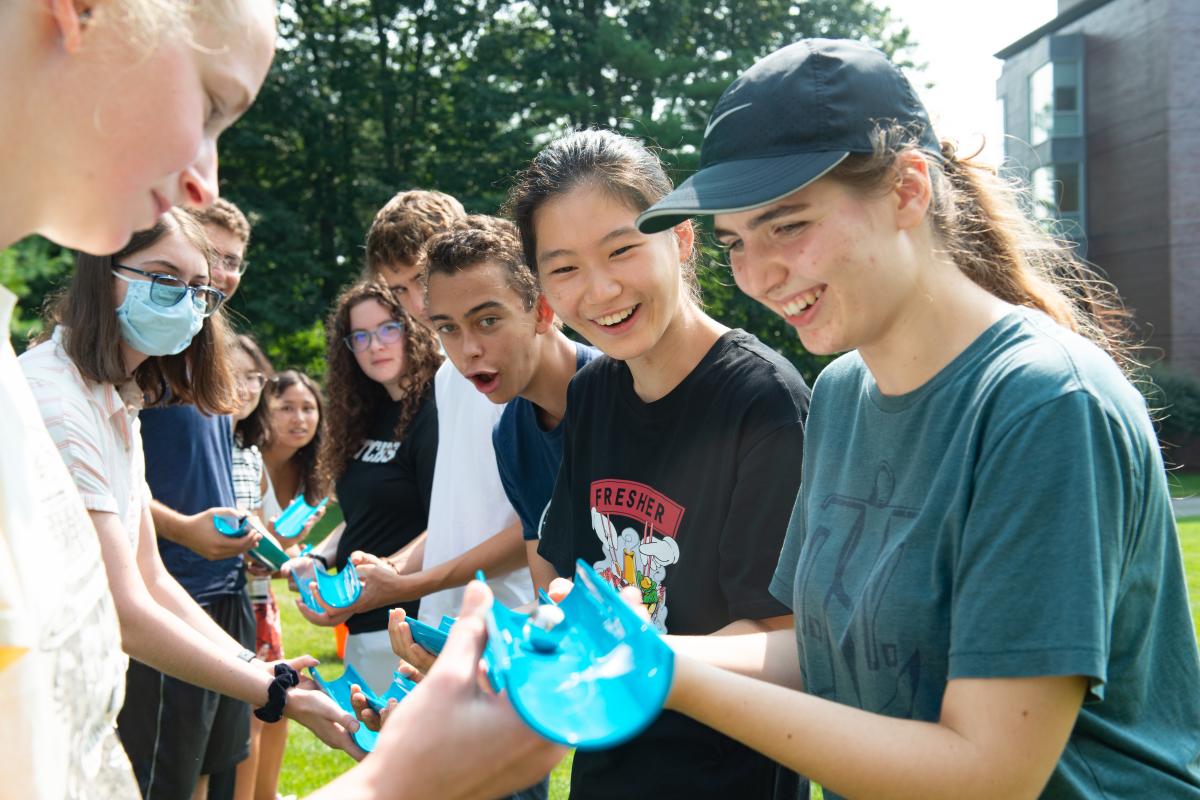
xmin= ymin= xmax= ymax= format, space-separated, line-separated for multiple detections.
xmin=214 ymin=514 xmax=250 ymax=537
xmin=274 ymin=495 xmax=329 ymax=539
xmin=217 ymin=515 xmax=289 ymax=571
xmin=485 ymin=560 xmax=673 ymax=750
xmin=308 ymin=664 xmax=380 ymax=753
xmin=293 ymin=558 xmax=362 ymax=613
xmin=360 ymin=670 xmax=419 ymax=713
xmin=395 ymin=562 xmax=673 ymax=750
xmin=308 ymin=665 xmax=418 ymax=753
xmin=248 ymin=533 xmax=289 ymax=572
xmin=404 ymin=615 xmax=451 ymax=655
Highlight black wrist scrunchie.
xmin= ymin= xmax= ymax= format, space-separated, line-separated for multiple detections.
xmin=254 ymin=663 xmax=300 ymax=723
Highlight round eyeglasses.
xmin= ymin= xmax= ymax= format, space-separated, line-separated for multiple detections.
xmin=216 ymin=252 xmax=248 ymax=276
xmin=343 ymin=321 xmax=405 ymax=353
xmin=113 ymin=264 xmax=226 ymax=317
xmin=237 ymin=371 xmax=267 ymax=392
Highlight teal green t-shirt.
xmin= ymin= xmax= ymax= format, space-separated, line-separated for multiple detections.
xmin=771 ymin=308 xmax=1200 ymax=798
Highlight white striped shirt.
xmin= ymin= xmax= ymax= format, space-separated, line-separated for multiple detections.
xmin=19 ymin=328 xmax=148 ymax=550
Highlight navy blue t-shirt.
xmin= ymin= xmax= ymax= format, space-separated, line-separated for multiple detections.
xmin=492 ymin=342 xmax=600 ymax=541
xmin=140 ymin=404 xmax=244 ymax=604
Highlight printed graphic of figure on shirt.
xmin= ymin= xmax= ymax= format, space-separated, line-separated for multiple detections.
xmin=589 ymin=479 xmax=683 ymax=633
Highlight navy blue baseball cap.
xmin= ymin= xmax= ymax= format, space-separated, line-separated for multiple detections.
xmin=637 ymin=38 xmax=940 ymax=233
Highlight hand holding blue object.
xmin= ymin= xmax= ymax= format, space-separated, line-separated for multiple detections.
xmin=213 ymin=513 xmax=250 ymax=537
xmin=391 ymin=562 xmax=673 ymax=750
xmin=273 ymin=495 xmax=328 ymax=539
xmin=294 ymin=557 xmax=363 ymax=614
xmin=483 ymin=560 xmax=673 ymax=749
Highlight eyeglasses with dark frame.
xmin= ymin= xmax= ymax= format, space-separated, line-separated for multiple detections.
xmin=113 ymin=264 xmax=226 ymax=317
xmin=343 ymin=321 xmax=405 ymax=353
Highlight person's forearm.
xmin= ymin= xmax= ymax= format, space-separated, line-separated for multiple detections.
xmin=387 ymin=531 xmax=426 ymax=575
xmin=526 ymin=540 xmax=558 ymax=593
xmin=670 ymin=657 xmax=1080 ymax=800
xmin=666 ymin=627 xmax=804 ymax=689
xmin=307 ymin=749 xmax=394 ymax=800
xmin=145 ymin=564 xmax=245 ymax=650
xmin=149 ymin=498 xmax=193 ymax=546
xmin=117 ymin=582 xmax=270 ymax=706
xmin=310 ymin=522 xmax=344 ymax=562
xmin=417 ymin=521 xmax=525 ymax=596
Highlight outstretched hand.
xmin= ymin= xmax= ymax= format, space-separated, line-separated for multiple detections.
xmin=275 ymin=654 xmax=366 ymax=761
xmin=350 ymin=660 xmax=424 ymax=732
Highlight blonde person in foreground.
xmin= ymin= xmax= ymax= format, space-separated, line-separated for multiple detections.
xmin=618 ymin=38 xmax=1200 ymax=799
xmin=0 ymin=0 xmax=279 ymax=794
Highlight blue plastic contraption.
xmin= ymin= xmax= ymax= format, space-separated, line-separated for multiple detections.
xmin=214 ymin=515 xmax=290 ymax=571
xmin=483 ymin=560 xmax=673 ymax=749
xmin=248 ymin=534 xmax=289 ymax=572
xmin=273 ymin=495 xmax=328 ymax=539
xmin=213 ymin=514 xmax=250 ymax=537
xmin=292 ymin=558 xmax=362 ymax=613
xmin=398 ymin=560 xmax=673 ymax=750
xmin=404 ymin=614 xmax=455 ymax=655
xmin=307 ymin=664 xmax=418 ymax=753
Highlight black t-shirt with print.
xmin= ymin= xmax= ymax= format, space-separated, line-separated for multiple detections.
xmin=539 ymin=329 xmax=810 ymax=800
xmin=336 ymin=388 xmax=438 ymax=635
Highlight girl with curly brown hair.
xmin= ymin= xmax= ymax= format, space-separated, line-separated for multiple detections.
xmin=288 ymin=281 xmax=442 ymax=693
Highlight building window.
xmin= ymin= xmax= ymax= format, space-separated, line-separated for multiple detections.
xmin=1032 ymin=162 xmax=1083 ymax=239
xmin=1029 ymin=60 xmax=1081 ymax=144
xmin=1030 ymin=62 xmax=1054 ymax=145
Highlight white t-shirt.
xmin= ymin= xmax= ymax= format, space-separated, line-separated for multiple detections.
xmin=420 ymin=362 xmax=532 ymax=624
xmin=0 ymin=287 xmax=136 ymax=799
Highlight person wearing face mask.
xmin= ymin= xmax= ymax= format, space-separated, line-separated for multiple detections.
xmin=125 ymin=198 xmax=275 ymax=800
xmin=20 ymin=210 xmax=365 ymax=798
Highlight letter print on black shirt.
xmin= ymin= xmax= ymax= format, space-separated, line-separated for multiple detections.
xmin=589 ymin=479 xmax=682 ymax=632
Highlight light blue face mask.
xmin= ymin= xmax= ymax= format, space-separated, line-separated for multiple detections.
xmin=113 ymin=273 xmax=205 ymax=356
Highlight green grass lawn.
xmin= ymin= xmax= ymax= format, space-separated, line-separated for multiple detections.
xmin=277 ymin=513 xmax=1200 ymax=798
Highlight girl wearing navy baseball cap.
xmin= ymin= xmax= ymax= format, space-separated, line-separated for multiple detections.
xmin=635 ymin=38 xmax=1200 ymax=799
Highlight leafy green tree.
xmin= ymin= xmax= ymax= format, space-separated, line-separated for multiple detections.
xmin=5 ymin=1 xmax=911 ymax=382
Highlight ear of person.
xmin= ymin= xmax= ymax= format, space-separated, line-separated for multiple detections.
xmin=894 ymin=153 xmax=934 ymax=229
xmin=49 ymin=0 xmax=96 ymax=53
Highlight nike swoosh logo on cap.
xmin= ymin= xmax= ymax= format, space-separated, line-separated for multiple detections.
xmin=704 ymin=102 xmax=752 ymax=139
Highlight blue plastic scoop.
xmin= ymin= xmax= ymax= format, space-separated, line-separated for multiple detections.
xmin=213 ymin=515 xmax=290 ymax=571
xmin=214 ymin=514 xmax=250 ymax=537
xmin=482 ymin=560 xmax=673 ymax=750
xmin=273 ymin=495 xmax=328 ymax=539
xmin=293 ymin=558 xmax=362 ymax=613
xmin=308 ymin=664 xmax=379 ymax=752
xmin=403 ymin=614 xmax=455 ymax=655
xmin=398 ymin=562 xmax=674 ymax=750
xmin=247 ymin=533 xmax=289 ymax=572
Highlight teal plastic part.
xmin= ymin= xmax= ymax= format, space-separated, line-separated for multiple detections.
xmin=359 ymin=670 xmax=420 ymax=713
xmin=213 ymin=514 xmax=249 ymax=537
xmin=482 ymin=560 xmax=674 ymax=750
xmin=404 ymin=563 xmax=674 ymax=750
xmin=274 ymin=495 xmax=328 ymax=539
xmin=247 ymin=533 xmax=289 ymax=572
xmin=308 ymin=664 xmax=379 ymax=752
xmin=404 ymin=614 xmax=450 ymax=655
xmin=293 ymin=558 xmax=362 ymax=613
